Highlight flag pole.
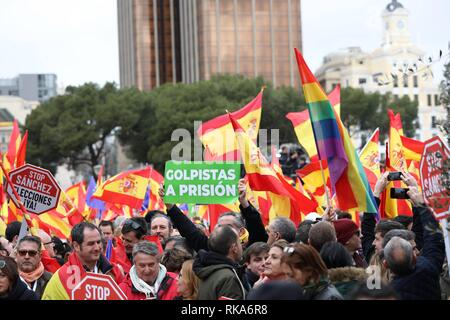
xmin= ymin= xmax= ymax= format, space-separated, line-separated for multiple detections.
xmin=318 ymin=159 xmax=332 ymax=208
xmin=0 ymin=159 xmax=36 ymax=236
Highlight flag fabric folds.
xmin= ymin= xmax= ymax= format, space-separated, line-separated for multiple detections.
xmin=359 ymin=128 xmax=381 ymax=191
xmin=229 ymin=111 xmax=319 ymax=226
xmin=197 ymin=90 xmax=263 ymax=161
xmin=294 ymin=49 xmax=377 ymax=214
xmin=92 ymin=167 xmax=151 ymax=209
xmin=286 ymin=110 xmax=319 ymax=161
xmin=294 ymin=48 xmax=348 ymax=195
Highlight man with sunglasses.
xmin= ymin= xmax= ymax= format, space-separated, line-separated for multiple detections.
xmin=15 ymin=236 xmax=52 ymax=299
xmin=120 ymin=218 xmax=148 ymax=264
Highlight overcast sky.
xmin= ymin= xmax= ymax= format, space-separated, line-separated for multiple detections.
xmin=0 ymin=0 xmax=449 ymax=88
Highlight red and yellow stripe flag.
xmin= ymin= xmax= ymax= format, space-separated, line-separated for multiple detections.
xmin=4 ymin=120 xmax=22 ymax=172
xmin=297 ymin=160 xmax=330 ymax=208
xmin=229 ymin=113 xmax=319 ymax=226
xmin=359 ymin=128 xmax=380 ymax=191
xmin=149 ymin=168 xmax=165 ymax=211
xmin=92 ymin=167 xmax=151 ymax=209
xmin=401 ymin=135 xmax=424 ymax=187
xmin=381 ymin=110 xmax=412 ymax=218
xmin=197 ymin=90 xmax=263 ymax=161
xmin=16 ymin=130 xmax=28 ymax=168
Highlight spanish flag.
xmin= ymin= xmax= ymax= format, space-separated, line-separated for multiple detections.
xmin=230 ymin=112 xmax=318 ymax=226
xmin=197 ymin=90 xmax=263 ymax=161
xmin=381 ymin=110 xmax=412 ymax=218
xmin=149 ymin=168 xmax=165 ymax=211
xmin=401 ymin=135 xmax=424 ymax=187
xmin=297 ymin=160 xmax=330 ymax=208
xmin=34 ymin=212 xmax=72 ymax=239
xmin=66 ymin=182 xmax=89 ymax=218
xmin=16 ymin=130 xmax=28 ymax=168
xmin=5 ymin=120 xmax=21 ymax=172
xmin=359 ymin=128 xmax=380 ymax=191
xmin=286 ymin=110 xmax=319 ymax=161
xmin=92 ymin=167 xmax=151 ymax=209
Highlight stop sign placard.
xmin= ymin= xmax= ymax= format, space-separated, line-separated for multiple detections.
xmin=419 ymin=136 xmax=450 ymax=220
xmin=6 ymin=164 xmax=61 ymax=215
xmin=71 ymin=273 xmax=127 ymax=300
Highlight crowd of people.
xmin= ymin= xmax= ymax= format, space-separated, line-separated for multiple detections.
xmin=0 ymin=170 xmax=449 ymax=300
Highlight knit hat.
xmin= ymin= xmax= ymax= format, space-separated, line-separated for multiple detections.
xmin=333 ymin=219 xmax=359 ymax=245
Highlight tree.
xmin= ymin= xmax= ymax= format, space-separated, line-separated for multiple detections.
xmin=341 ymin=87 xmax=418 ymax=144
xmin=121 ymin=75 xmax=261 ymax=171
xmin=26 ymin=83 xmax=141 ymax=177
xmin=440 ymin=61 xmax=450 ymax=145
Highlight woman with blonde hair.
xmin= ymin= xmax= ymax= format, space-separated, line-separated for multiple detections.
xmin=175 ymin=259 xmax=199 ymax=300
xmin=281 ymin=243 xmax=343 ymax=300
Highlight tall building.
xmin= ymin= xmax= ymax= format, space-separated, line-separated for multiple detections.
xmin=316 ymin=0 xmax=445 ymax=142
xmin=0 ymin=74 xmax=57 ymax=103
xmin=118 ymin=0 xmax=303 ymax=90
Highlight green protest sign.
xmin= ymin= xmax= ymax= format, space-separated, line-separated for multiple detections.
xmin=163 ymin=161 xmax=241 ymax=204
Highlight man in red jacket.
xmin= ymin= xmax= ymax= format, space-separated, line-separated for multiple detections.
xmin=119 ymin=241 xmax=177 ymax=300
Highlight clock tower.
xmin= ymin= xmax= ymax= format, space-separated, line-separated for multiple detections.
xmin=382 ymin=0 xmax=412 ymax=47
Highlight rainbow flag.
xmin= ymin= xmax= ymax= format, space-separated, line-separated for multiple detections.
xmin=286 ymin=86 xmax=341 ymax=162
xmin=294 ymin=49 xmax=377 ymax=214
xmin=197 ymin=90 xmax=263 ymax=161
xmin=294 ymin=49 xmax=348 ymax=195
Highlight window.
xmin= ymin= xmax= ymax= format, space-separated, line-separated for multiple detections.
xmin=427 ymin=95 xmax=432 ymax=106
xmin=359 ymin=78 xmax=367 ymax=85
xmin=394 ymin=77 xmax=398 ymax=87
xmin=413 ymin=76 xmax=418 ymax=88
xmin=414 ymin=95 xmax=419 ymax=104
xmin=403 ymin=75 xmax=408 ymax=87
xmin=435 ymin=95 xmax=440 ymax=106
xmin=431 ymin=116 xmax=437 ymax=129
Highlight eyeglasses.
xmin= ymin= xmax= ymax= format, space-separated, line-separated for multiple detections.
xmin=44 ymin=241 xmax=54 ymax=246
xmin=283 ymin=246 xmax=295 ymax=255
xmin=124 ymin=220 xmax=144 ymax=232
xmin=17 ymin=250 xmax=39 ymax=257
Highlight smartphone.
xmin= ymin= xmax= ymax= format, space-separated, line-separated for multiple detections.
xmin=390 ymin=188 xmax=410 ymax=199
xmin=387 ymin=172 xmax=403 ymax=181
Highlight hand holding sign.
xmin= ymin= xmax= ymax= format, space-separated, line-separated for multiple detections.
xmin=238 ymin=178 xmax=250 ymax=209
xmin=159 ymin=183 xmax=174 ymax=210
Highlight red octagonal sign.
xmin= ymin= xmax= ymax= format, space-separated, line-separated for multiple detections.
xmin=419 ymin=136 xmax=450 ymax=220
xmin=71 ymin=273 xmax=127 ymax=300
xmin=6 ymin=164 xmax=61 ymax=215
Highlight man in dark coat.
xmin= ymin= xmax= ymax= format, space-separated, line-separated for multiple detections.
xmin=383 ymin=187 xmax=445 ymax=300
xmin=16 ymin=236 xmax=53 ymax=299
xmin=193 ymin=225 xmax=247 ymax=300
xmin=160 ymin=179 xmax=267 ymax=253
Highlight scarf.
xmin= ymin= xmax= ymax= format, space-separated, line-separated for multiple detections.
xmin=129 ymin=263 xmax=167 ymax=300
xmin=20 ymin=262 xmax=45 ymax=285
